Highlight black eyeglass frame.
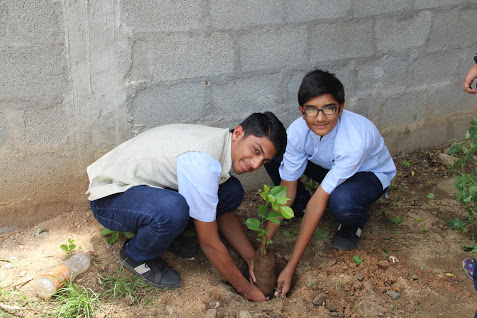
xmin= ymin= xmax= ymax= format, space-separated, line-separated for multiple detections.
xmin=302 ymin=104 xmax=340 ymax=117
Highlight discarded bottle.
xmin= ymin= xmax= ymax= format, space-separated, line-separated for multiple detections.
xmin=33 ymin=251 xmax=91 ymax=299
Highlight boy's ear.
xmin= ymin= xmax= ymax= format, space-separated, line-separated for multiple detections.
xmin=232 ymin=125 xmax=245 ymax=142
xmin=299 ymin=105 xmax=305 ymax=117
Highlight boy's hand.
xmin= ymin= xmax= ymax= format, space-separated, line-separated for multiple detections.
xmin=241 ymin=284 xmax=269 ymax=302
xmin=247 ymin=256 xmax=257 ymax=284
xmin=274 ymin=266 xmax=294 ymax=297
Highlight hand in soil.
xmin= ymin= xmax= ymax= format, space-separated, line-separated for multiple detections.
xmin=242 ymin=284 xmax=269 ymax=302
xmin=247 ymin=257 xmax=257 ymax=284
xmin=275 ymin=266 xmax=294 ymax=297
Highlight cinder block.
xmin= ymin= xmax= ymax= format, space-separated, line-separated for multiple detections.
xmin=352 ymin=0 xmax=409 ymax=18
xmin=211 ymin=74 xmax=282 ymax=116
xmin=142 ymin=33 xmax=234 ymax=81
xmin=375 ymin=11 xmax=432 ymax=52
xmin=210 ymin=0 xmax=283 ymax=29
xmin=131 ymin=82 xmax=207 ymax=129
xmin=409 ymin=52 xmax=460 ymax=87
xmin=24 ymin=106 xmax=67 ymax=146
xmin=239 ymin=25 xmax=307 ymax=71
xmin=310 ymin=20 xmax=374 ymax=61
xmin=356 ymin=55 xmax=409 ymax=92
xmin=4 ymin=0 xmax=61 ymax=39
xmin=0 ymin=46 xmax=66 ymax=100
xmin=123 ymin=0 xmax=204 ymax=32
xmin=285 ymin=0 xmax=350 ymax=22
xmin=415 ymin=0 xmax=467 ymax=10
xmin=428 ymin=8 xmax=477 ymax=52
xmin=380 ymin=90 xmax=428 ymax=128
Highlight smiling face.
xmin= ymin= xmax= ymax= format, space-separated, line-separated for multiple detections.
xmin=230 ymin=125 xmax=277 ymax=174
xmin=299 ymin=93 xmax=344 ymax=137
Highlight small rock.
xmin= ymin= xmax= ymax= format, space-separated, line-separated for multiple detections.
xmin=5 ymin=263 xmax=13 ymax=269
xmin=312 ymin=294 xmax=327 ymax=306
xmin=411 ymin=275 xmax=418 ymax=281
xmin=354 ymin=272 xmax=364 ymax=281
xmin=19 ymin=271 xmax=27 ymax=277
xmin=239 ymin=311 xmax=252 ymax=318
xmin=438 ymin=153 xmax=458 ymax=168
xmin=386 ymin=290 xmax=400 ymax=300
xmin=205 ymin=309 xmax=217 ymax=318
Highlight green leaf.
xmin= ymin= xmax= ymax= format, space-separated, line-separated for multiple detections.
xmin=258 ymin=205 xmax=268 ymax=219
xmin=270 ymin=186 xmax=287 ymax=198
xmin=268 ymin=217 xmax=280 ymax=225
xmin=101 ymin=228 xmax=116 ymax=237
xmin=267 ymin=211 xmax=282 ymax=219
xmin=353 ymin=255 xmax=363 ymax=266
xmin=449 ymin=218 xmax=467 ymax=233
xmin=461 ymin=244 xmax=477 ymax=253
xmin=389 ymin=215 xmax=403 ymax=224
xmin=245 ymin=218 xmax=260 ymax=231
xmin=314 ymin=227 xmax=329 ymax=240
xmin=427 ymin=193 xmax=435 ymax=199
xmin=402 ymin=160 xmax=410 ymax=168
xmin=60 ymin=245 xmax=68 ymax=252
xmin=123 ymin=232 xmax=136 ymax=239
xmin=280 ymin=206 xmax=294 ymax=219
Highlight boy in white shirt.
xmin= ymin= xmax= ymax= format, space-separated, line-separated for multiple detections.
xmin=262 ymin=70 xmax=396 ymax=297
xmin=87 ymin=112 xmax=287 ymax=302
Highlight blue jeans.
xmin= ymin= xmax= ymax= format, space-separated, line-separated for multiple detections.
xmin=90 ymin=176 xmax=244 ymax=262
xmin=265 ymin=156 xmax=386 ymax=228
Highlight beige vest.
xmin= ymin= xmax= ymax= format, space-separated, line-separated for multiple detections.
xmin=86 ymin=124 xmax=232 ymax=201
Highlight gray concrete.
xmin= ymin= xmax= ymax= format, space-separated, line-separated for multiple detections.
xmin=0 ymin=0 xmax=476 ymax=228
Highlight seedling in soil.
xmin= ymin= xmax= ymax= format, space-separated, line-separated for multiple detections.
xmin=101 ymin=228 xmax=136 ymax=246
xmin=60 ymin=238 xmax=82 ymax=256
xmin=427 ymin=192 xmax=435 ymax=199
xmin=313 ymin=226 xmax=330 ymax=240
xmin=245 ymin=185 xmax=294 ymax=255
xmin=394 ymin=229 xmax=402 ymax=235
xmin=353 ymin=255 xmax=363 ymax=266
xmin=389 ymin=215 xmax=403 ymax=224
xmin=244 ymin=185 xmax=294 ymax=296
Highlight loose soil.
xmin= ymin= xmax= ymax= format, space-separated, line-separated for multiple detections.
xmin=1 ymin=146 xmax=476 ymax=317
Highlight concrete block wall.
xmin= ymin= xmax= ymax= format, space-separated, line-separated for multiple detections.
xmin=0 ymin=0 xmax=476 ymax=228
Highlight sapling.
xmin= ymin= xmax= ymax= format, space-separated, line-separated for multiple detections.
xmin=245 ymin=185 xmax=294 ymax=255
xmin=244 ymin=185 xmax=294 ymax=296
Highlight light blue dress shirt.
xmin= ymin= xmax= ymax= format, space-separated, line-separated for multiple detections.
xmin=279 ymin=110 xmax=396 ymax=195
xmin=177 ymin=151 xmax=222 ymax=222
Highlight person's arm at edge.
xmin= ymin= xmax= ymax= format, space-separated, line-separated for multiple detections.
xmin=463 ymin=63 xmax=477 ymax=94
xmin=275 ymin=184 xmax=329 ymax=297
xmin=194 ymin=218 xmax=268 ymax=302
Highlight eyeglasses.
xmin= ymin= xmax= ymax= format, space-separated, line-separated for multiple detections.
xmin=302 ymin=104 xmax=339 ymax=117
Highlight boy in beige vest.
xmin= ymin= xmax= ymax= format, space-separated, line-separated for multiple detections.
xmin=86 ymin=112 xmax=286 ymax=302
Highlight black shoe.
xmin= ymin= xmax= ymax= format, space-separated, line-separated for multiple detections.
xmin=119 ymin=243 xmax=181 ymax=289
xmin=331 ymin=225 xmax=362 ymax=251
xmin=167 ymin=233 xmax=198 ymax=259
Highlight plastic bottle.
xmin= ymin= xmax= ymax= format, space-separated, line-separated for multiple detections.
xmin=33 ymin=252 xmax=91 ymax=299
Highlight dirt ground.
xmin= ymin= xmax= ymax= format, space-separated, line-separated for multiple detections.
xmin=1 ymin=146 xmax=477 ymax=317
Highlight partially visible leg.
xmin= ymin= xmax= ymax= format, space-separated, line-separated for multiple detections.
xmin=215 ymin=176 xmax=254 ymax=260
xmin=90 ymin=185 xmax=189 ymax=288
xmin=328 ymin=172 xmax=386 ymax=250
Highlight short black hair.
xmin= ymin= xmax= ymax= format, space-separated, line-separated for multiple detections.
xmin=239 ymin=112 xmax=287 ymax=156
xmin=298 ymin=69 xmax=345 ymax=106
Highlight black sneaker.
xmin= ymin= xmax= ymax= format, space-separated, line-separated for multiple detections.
xmin=331 ymin=224 xmax=362 ymax=251
xmin=119 ymin=243 xmax=181 ymax=289
xmin=167 ymin=233 xmax=198 ymax=259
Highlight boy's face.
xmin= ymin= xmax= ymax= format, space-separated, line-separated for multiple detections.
xmin=230 ymin=125 xmax=276 ymax=174
xmin=299 ymin=93 xmax=344 ymax=137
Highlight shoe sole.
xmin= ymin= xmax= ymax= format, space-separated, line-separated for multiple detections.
xmin=118 ymin=255 xmax=181 ymax=290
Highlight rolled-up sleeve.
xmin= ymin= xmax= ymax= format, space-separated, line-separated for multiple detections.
xmin=177 ymin=152 xmax=221 ymax=222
